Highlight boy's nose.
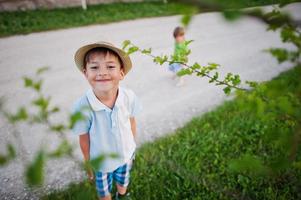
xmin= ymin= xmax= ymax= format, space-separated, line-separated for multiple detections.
xmin=97 ymin=67 xmax=108 ymax=75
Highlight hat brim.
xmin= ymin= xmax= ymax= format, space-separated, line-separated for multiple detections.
xmin=74 ymin=42 xmax=132 ymax=75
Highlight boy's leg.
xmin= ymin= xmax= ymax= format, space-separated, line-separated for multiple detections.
xmin=176 ymin=76 xmax=184 ymax=86
xmin=113 ymin=158 xmax=134 ymax=196
xmin=169 ymin=63 xmax=179 ymax=80
xmin=95 ymin=171 xmax=114 ymax=200
xmin=99 ymin=195 xmax=112 ymax=200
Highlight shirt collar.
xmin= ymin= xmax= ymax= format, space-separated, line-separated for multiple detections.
xmin=86 ymin=87 xmax=124 ymax=111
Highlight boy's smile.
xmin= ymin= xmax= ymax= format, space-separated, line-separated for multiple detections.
xmin=84 ymin=52 xmax=124 ymax=95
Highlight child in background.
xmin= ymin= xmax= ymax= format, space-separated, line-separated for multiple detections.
xmin=168 ymin=26 xmax=188 ymax=86
xmin=72 ymin=41 xmax=141 ymax=200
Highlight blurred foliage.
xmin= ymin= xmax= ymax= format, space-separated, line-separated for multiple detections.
xmin=26 ymin=151 xmax=45 ymax=186
xmin=0 ymin=67 xmax=103 ymax=189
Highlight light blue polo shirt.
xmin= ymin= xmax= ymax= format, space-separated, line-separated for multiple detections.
xmin=72 ymin=87 xmax=141 ymax=173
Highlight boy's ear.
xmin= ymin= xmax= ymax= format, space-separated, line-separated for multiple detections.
xmin=120 ymin=69 xmax=125 ymax=80
xmin=83 ymin=68 xmax=88 ymax=77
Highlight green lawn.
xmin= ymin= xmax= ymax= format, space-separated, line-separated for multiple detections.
xmin=44 ymin=65 xmax=301 ymax=199
xmin=0 ymin=2 xmax=196 ymax=37
xmin=0 ymin=0 xmax=289 ymax=37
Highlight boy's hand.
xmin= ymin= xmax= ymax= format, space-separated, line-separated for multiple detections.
xmin=87 ymin=169 xmax=94 ymax=182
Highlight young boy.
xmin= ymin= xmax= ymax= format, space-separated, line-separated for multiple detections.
xmin=168 ymin=26 xmax=188 ymax=86
xmin=72 ymin=41 xmax=140 ymax=200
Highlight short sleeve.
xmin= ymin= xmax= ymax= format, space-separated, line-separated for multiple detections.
xmin=129 ymin=92 xmax=142 ymax=117
xmin=71 ymin=97 xmax=91 ymax=136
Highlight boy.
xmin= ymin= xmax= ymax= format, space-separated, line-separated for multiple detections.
xmin=168 ymin=26 xmax=188 ymax=86
xmin=72 ymin=41 xmax=140 ymax=200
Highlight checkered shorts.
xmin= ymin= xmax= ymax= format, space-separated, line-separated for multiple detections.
xmin=95 ymin=158 xmax=134 ymax=197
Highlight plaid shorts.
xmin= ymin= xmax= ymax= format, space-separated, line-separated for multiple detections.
xmin=95 ymin=158 xmax=134 ymax=197
xmin=168 ymin=63 xmax=183 ymax=73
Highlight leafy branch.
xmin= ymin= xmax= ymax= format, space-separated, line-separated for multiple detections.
xmin=0 ymin=67 xmax=105 ymax=187
xmin=122 ymin=40 xmax=254 ymax=95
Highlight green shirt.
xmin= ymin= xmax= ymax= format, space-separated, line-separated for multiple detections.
xmin=174 ymin=41 xmax=188 ymax=63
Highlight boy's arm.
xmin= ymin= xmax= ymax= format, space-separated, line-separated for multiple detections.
xmin=130 ymin=117 xmax=137 ymax=140
xmin=79 ymin=133 xmax=90 ymax=161
xmin=79 ymin=133 xmax=94 ymax=181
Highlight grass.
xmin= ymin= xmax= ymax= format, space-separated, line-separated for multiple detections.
xmin=0 ymin=1 xmax=196 ymax=37
xmin=0 ymin=0 xmax=289 ymax=38
xmin=43 ymin=65 xmax=301 ymax=199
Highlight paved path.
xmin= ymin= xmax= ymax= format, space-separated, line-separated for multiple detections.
xmin=0 ymin=3 xmax=300 ymax=199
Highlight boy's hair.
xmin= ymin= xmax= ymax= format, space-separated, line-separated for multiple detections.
xmin=83 ymin=47 xmax=123 ymax=70
xmin=173 ymin=26 xmax=185 ymax=38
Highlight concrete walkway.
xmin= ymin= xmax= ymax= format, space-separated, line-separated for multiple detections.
xmin=0 ymin=3 xmax=300 ymax=199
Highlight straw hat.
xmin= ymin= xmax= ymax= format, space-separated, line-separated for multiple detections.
xmin=74 ymin=41 xmax=132 ymax=75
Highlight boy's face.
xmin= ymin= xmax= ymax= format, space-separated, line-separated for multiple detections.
xmin=83 ymin=52 xmax=124 ymax=94
xmin=175 ymin=34 xmax=185 ymax=43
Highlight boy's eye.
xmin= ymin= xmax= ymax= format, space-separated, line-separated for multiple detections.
xmin=90 ymin=66 xmax=98 ymax=70
xmin=107 ymin=65 xmax=116 ymax=69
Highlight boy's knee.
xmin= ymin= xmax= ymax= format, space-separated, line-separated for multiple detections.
xmin=116 ymin=184 xmax=127 ymax=195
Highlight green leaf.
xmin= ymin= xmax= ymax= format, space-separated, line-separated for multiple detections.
xmin=122 ymin=40 xmax=131 ymax=50
xmin=7 ymin=144 xmax=16 ymax=159
xmin=7 ymin=107 xmax=28 ymax=123
xmin=50 ymin=124 xmax=66 ymax=132
xmin=184 ymin=40 xmax=194 ymax=46
xmin=209 ymin=72 xmax=219 ymax=83
xmin=191 ymin=63 xmax=201 ymax=70
xmin=229 ymin=154 xmax=268 ymax=176
xmin=177 ymin=68 xmax=192 ymax=76
xmin=0 ymin=154 xmax=8 ymax=166
xmin=85 ymin=155 xmax=105 ymax=171
xmin=127 ymin=46 xmax=139 ymax=55
xmin=26 ymin=151 xmax=45 ymax=187
xmin=207 ymin=63 xmax=220 ymax=70
xmin=160 ymin=55 xmax=168 ymax=65
xmin=48 ymin=140 xmax=72 ymax=158
xmin=223 ymin=86 xmax=231 ymax=95
xmin=181 ymin=14 xmax=193 ymax=27
xmin=32 ymin=96 xmax=50 ymax=111
xmin=224 ymin=73 xmax=233 ymax=82
xmin=85 ymin=154 xmax=118 ymax=171
xmin=245 ymin=81 xmax=259 ymax=88
xmin=0 ymin=144 xmax=16 ymax=166
xmin=69 ymin=111 xmax=85 ymax=129
xmin=23 ymin=77 xmax=33 ymax=88
xmin=232 ymin=75 xmax=241 ymax=85
xmin=142 ymin=48 xmax=152 ymax=55
xmin=266 ymin=48 xmax=289 ymax=63
xmin=50 ymin=107 xmax=60 ymax=113
xmin=36 ymin=67 xmax=49 ymax=75
xmin=153 ymin=56 xmax=168 ymax=65
xmin=33 ymin=80 xmax=43 ymax=92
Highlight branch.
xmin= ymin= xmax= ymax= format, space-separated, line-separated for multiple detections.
xmin=124 ymin=41 xmax=249 ymax=93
